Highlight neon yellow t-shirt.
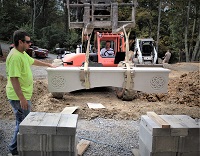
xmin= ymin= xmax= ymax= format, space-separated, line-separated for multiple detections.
xmin=6 ymin=48 xmax=34 ymax=100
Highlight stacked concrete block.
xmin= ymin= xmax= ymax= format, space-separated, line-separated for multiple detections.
xmin=17 ymin=112 xmax=78 ymax=156
xmin=139 ymin=115 xmax=199 ymax=156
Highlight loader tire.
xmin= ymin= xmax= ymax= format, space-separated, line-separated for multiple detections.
xmin=51 ymin=92 xmax=64 ymax=99
xmin=115 ymin=61 xmax=137 ymax=101
xmin=115 ymin=88 xmax=137 ymax=101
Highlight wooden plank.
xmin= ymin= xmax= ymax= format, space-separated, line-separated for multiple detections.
xmin=77 ymin=139 xmax=90 ymax=156
xmin=147 ymin=112 xmax=170 ymax=128
xmin=131 ymin=148 xmax=141 ymax=156
xmin=61 ymin=106 xmax=78 ymax=114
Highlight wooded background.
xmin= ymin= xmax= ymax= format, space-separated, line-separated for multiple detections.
xmin=0 ymin=0 xmax=199 ymax=62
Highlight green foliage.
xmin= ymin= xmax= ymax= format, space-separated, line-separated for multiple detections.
xmin=0 ymin=0 xmax=199 ymax=61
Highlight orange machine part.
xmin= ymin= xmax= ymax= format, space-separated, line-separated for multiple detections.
xmin=63 ymin=53 xmax=86 ymax=67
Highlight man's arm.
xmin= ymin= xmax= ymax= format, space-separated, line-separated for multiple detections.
xmin=33 ymin=59 xmax=55 ymax=67
xmin=10 ymin=77 xmax=28 ymax=110
xmin=100 ymin=48 xmax=105 ymax=56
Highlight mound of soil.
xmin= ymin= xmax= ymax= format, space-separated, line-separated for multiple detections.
xmin=0 ymin=63 xmax=199 ymax=120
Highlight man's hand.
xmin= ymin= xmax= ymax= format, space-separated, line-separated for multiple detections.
xmin=20 ymin=98 xmax=28 ymax=110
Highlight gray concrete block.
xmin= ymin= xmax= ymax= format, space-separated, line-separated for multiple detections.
xmin=18 ymin=133 xmax=47 ymax=151
xmin=180 ymin=152 xmax=200 ymax=156
xmin=140 ymin=115 xmax=171 ymax=136
xmin=19 ymin=112 xmax=78 ymax=135
xmin=139 ymin=138 xmax=177 ymax=156
xmin=173 ymin=115 xmax=199 ymax=128
xmin=37 ymin=113 xmax=61 ymax=135
xmin=19 ymin=151 xmax=47 ymax=156
xmin=47 ymin=151 xmax=76 ymax=156
xmin=19 ymin=112 xmax=46 ymax=134
xmin=139 ymin=123 xmax=179 ymax=152
xmin=180 ymin=135 xmax=200 ymax=152
xmin=47 ymin=135 xmax=76 ymax=151
xmin=160 ymin=115 xmax=188 ymax=136
xmin=139 ymin=115 xmax=199 ymax=154
xmin=18 ymin=133 xmax=76 ymax=152
xmin=57 ymin=114 xmax=78 ymax=135
xmin=19 ymin=151 xmax=76 ymax=156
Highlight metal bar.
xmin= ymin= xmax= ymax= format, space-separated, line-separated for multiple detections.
xmin=68 ymin=3 xmax=134 ymax=8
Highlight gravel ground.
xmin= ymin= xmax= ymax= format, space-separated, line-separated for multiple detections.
xmin=0 ymin=118 xmax=139 ymax=156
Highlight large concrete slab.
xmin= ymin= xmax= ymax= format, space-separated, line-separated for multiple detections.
xmin=47 ymin=66 xmax=170 ymax=93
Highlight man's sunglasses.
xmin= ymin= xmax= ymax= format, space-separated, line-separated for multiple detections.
xmin=22 ymin=40 xmax=31 ymax=44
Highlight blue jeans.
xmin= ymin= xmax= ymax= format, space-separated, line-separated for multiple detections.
xmin=8 ymin=100 xmax=31 ymax=155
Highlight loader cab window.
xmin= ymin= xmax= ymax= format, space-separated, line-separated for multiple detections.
xmin=100 ymin=40 xmax=115 ymax=58
xmin=141 ymin=42 xmax=153 ymax=56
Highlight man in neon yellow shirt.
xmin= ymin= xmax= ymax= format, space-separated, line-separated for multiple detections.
xmin=6 ymin=30 xmax=55 ymax=156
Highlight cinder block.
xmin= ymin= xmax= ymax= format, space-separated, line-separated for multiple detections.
xmin=19 ymin=112 xmax=78 ymax=135
xmin=139 ymin=123 xmax=179 ymax=152
xmin=57 ymin=114 xmax=78 ymax=135
xmin=160 ymin=115 xmax=188 ymax=136
xmin=18 ymin=112 xmax=78 ymax=155
xmin=19 ymin=112 xmax=46 ymax=134
xmin=180 ymin=152 xmax=200 ymax=156
xmin=139 ymin=138 xmax=177 ymax=156
xmin=18 ymin=151 xmax=46 ymax=156
xmin=139 ymin=115 xmax=200 ymax=155
xmin=174 ymin=115 xmax=199 ymax=137
xmin=19 ymin=151 xmax=76 ymax=156
xmin=17 ymin=133 xmax=47 ymax=151
xmin=140 ymin=115 xmax=171 ymax=136
xmin=47 ymin=135 xmax=76 ymax=151
xmin=47 ymin=151 xmax=76 ymax=156
xmin=18 ymin=133 xmax=76 ymax=152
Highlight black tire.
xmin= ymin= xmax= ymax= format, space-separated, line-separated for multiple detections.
xmin=51 ymin=92 xmax=64 ymax=99
xmin=115 ymin=87 xmax=137 ymax=101
xmin=115 ymin=62 xmax=137 ymax=101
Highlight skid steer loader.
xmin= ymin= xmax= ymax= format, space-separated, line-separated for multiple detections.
xmin=47 ymin=0 xmax=170 ymax=100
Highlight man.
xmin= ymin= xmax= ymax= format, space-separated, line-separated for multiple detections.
xmin=100 ymin=40 xmax=114 ymax=57
xmin=163 ymin=50 xmax=171 ymax=63
xmin=6 ymin=30 xmax=55 ymax=156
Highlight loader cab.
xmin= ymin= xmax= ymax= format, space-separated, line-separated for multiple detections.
xmin=96 ymin=31 xmax=125 ymax=67
xmin=135 ymin=38 xmax=158 ymax=64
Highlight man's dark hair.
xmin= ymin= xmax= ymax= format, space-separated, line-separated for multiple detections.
xmin=106 ymin=40 xmax=111 ymax=43
xmin=13 ymin=30 xmax=29 ymax=47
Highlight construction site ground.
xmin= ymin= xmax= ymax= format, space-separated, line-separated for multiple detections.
xmin=0 ymin=54 xmax=199 ymax=121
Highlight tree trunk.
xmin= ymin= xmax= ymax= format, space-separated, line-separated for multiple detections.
xmin=156 ymin=0 xmax=161 ymax=53
xmin=184 ymin=0 xmax=191 ymax=62
xmin=191 ymin=25 xmax=200 ymax=61
xmin=32 ymin=0 xmax=36 ymax=35
xmin=189 ymin=4 xmax=196 ymax=61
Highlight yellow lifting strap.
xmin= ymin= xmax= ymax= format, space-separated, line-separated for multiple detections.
xmin=123 ymin=25 xmax=134 ymax=90
xmin=80 ymin=23 xmax=94 ymax=89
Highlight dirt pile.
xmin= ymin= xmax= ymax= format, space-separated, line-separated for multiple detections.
xmin=167 ymin=71 xmax=199 ymax=106
xmin=140 ymin=71 xmax=200 ymax=107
